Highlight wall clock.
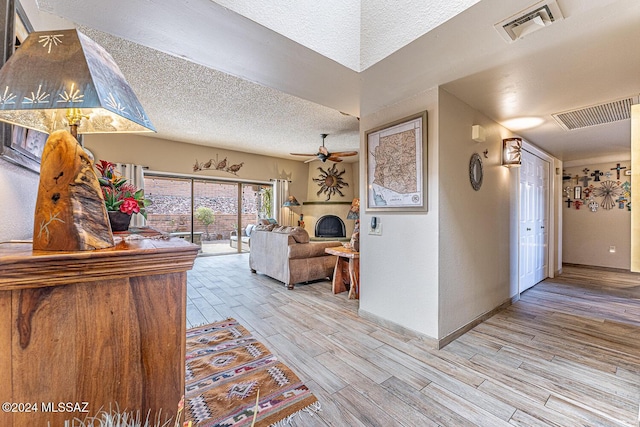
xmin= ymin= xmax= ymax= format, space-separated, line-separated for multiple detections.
xmin=469 ymin=153 xmax=483 ymax=191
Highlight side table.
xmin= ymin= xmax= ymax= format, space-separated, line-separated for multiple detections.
xmin=325 ymin=246 xmax=360 ymax=299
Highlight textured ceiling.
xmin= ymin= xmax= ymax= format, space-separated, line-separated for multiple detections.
xmin=213 ymin=0 xmax=362 ymax=71
xmin=27 ymin=0 xmax=640 ymax=162
xmin=80 ymin=27 xmax=361 ymax=160
xmin=213 ymin=0 xmax=481 ymax=71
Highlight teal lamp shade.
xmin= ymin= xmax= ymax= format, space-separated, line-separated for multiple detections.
xmin=282 ymin=196 xmax=300 ymax=207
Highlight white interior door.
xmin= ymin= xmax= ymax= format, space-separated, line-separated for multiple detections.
xmin=519 ymin=150 xmax=549 ymax=293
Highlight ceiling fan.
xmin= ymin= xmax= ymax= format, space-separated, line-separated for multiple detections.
xmin=290 ymin=134 xmax=358 ymax=163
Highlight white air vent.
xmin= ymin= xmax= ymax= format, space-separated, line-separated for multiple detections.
xmin=552 ymin=96 xmax=639 ymax=131
xmin=495 ymin=1 xmax=564 ymax=42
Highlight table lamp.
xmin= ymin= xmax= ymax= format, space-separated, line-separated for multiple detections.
xmin=346 ymin=197 xmax=360 ymax=220
xmin=0 ymin=29 xmax=155 ymax=251
xmin=347 ymin=198 xmax=360 ymax=251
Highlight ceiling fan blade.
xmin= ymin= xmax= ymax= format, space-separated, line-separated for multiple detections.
xmin=304 ymin=157 xmax=319 ymax=163
xmin=327 ymin=156 xmax=343 ymax=162
xmin=291 ymin=152 xmax=318 ymax=157
xmin=330 ymin=151 xmax=358 ymax=157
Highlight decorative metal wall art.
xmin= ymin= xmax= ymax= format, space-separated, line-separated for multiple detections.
xmin=611 ymin=163 xmax=627 ymax=179
xmin=313 ymin=163 xmax=349 ymax=201
xmin=593 ymin=180 xmax=622 ymax=210
xmin=193 ymin=154 xmax=244 ymax=175
xmin=469 ymin=153 xmax=483 ymax=191
xmin=590 ymin=170 xmax=603 ymax=181
xmin=578 ymin=174 xmax=591 ymax=187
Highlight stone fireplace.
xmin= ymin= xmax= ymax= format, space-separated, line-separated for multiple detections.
xmin=315 ymin=215 xmax=346 ymax=238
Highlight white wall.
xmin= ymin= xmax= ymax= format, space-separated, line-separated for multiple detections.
xmin=358 ymin=88 xmax=439 ymax=338
xmin=437 ymin=89 xmax=514 ymax=338
xmin=0 ymin=159 xmax=38 ymax=241
xmin=562 ymin=158 xmax=631 ymax=269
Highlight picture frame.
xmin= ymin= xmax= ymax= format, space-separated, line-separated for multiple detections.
xmin=365 ymin=111 xmax=427 ymax=212
xmin=574 ymin=186 xmax=582 ymax=200
xmin=0 ymin=1 xmax=45 ymax=173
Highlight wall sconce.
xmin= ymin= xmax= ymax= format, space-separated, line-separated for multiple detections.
xmin=471 ymin=125 xmax=485 ymax=143
xmin=502 ymin=138 xmax=522 ymax=167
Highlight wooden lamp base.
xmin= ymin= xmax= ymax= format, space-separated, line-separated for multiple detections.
xmin=32 ymin=130 xmax=114 ymax=251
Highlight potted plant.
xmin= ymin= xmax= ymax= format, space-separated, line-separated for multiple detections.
xmin=195 ymin=206 xmax=215 ymax=240
xmin=95 ymin=160 xmax=150 ymax=232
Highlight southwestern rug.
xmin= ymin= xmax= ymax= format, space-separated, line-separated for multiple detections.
xmin=184 ymin=318 xmax=321 ymax=427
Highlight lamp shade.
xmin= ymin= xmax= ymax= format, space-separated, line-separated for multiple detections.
xmin=282 ymin=196 xmax=300 ymax=207
xmin=502 ymin=138 xmax=522 ymax=167
xmin=0 ymin=29 xmax=154 ymax=134
xmin=347 ymin=198 xmax=360 ymax=220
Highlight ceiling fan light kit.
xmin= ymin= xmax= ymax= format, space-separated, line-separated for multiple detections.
xmin=291 ymin=134 xmax=358 ymax=163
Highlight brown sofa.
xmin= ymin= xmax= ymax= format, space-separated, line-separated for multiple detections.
xmin=249 ymin=225 xmax=340 ymax=289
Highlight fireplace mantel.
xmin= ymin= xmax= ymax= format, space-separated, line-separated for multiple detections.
xmin=302 ymin=201 xmax=351 ymax=205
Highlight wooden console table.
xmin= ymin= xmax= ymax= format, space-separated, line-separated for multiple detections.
xmin=0 ymin=235 xmax=199 ymax=427
xmin=325 ymin=246 xmax=360 ymax=299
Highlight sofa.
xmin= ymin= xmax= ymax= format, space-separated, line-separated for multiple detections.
xmin=249 ymin=225 xmax=340 ymax=289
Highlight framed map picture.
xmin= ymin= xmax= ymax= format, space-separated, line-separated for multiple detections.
xmin=365 ymin=111 xmax=427 ymax=212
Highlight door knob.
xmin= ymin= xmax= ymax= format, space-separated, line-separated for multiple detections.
xmin=526 ymin=228 xmax=531 ymax=231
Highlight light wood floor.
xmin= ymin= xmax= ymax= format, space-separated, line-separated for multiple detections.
xmin=187 ymin=256 xmax=640 ymax=426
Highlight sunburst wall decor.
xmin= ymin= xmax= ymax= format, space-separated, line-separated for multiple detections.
xmin=313 ymin=164 xmax=349 ymax=201
xmin=593 ymin=180 xmax=622 ymax=210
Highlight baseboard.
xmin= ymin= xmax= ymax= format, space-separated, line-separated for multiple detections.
xmin=436 ymin=295 xmax=518 ymax=349
xmin=359 ymin=294 xmax=519 ymax=350
xmin=562 ymin=262 xmax=632 ymax=274
xmin=358 ymin=309 xmax=439 ymax=348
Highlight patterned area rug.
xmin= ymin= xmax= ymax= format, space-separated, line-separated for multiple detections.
xmin=185 ymin=318 xmax=320 ymax=427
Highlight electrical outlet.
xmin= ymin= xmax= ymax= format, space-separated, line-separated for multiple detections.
xmin=609 ymin=246 xmax=616 ymax=253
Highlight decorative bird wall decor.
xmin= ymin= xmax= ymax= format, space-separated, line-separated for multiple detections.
xmin=193 ymin=154 xmax=244 ymax=175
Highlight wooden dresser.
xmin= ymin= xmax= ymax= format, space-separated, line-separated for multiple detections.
xmin=0 ymin=234 xmax=199 ymax=427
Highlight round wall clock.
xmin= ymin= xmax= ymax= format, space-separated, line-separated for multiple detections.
xmin=469 ymin=153 xmax=483 ymax=191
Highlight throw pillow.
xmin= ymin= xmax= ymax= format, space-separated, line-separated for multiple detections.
xmin=290 ymin=227 xmax=309 ymax=243
xmin=245 ymin=223 xmax=255 ymax=236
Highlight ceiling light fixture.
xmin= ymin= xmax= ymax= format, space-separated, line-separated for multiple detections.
xmin=501 ymin=117 xmax=544 ymax=131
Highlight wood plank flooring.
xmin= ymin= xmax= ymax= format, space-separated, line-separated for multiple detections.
xmin=187 ymin=257 xmax=640 ymax=426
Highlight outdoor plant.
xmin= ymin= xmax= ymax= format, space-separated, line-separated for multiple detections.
xmin=195 ymin=206 xmax=215 ymax=240
xmin=95 ymin=160 xmax=150 ymax=218
xmin=260 ymin=187 xmax=272 ymax=219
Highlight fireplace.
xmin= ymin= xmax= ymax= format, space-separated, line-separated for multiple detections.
xmin=315 ymin=215 xmax=346 ymax=238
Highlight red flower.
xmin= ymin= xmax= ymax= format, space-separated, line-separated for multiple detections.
xmin=119 ymin=197 xmax=141 ymax=215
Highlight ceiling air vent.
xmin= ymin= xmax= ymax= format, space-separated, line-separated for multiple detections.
xmin=495 ymin=1 xmax=564 ymax=42
xmin=552 ymin=96 xmax=639 ymax=131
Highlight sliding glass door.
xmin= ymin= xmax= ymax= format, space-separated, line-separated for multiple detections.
xmin=143 ymin=174 xmax=272 ymax=255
